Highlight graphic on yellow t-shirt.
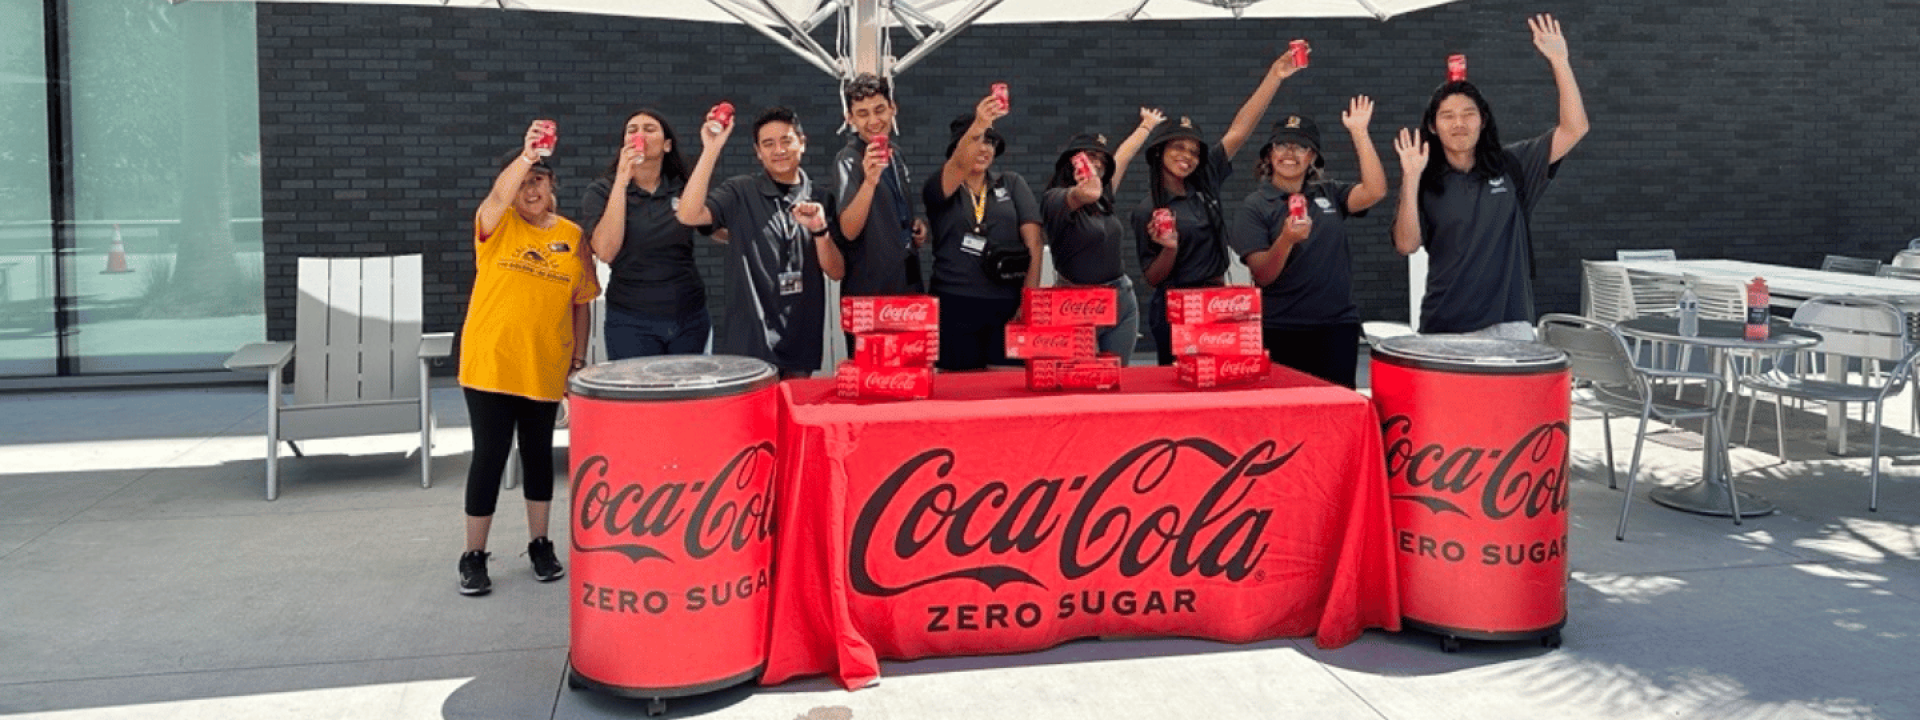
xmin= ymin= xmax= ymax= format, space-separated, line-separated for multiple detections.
xmin=499 ymin=241 xmax=577 ymax=285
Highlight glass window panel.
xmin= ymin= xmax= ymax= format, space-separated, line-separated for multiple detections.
xmin=0 ymin=1 xmax=57 ymax=377
xmin=67 ymin=0 xmax=264 ymax=374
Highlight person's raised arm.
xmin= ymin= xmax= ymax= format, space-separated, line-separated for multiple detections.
xmin=837 ymin=141 xmax=888 ymax=240
xmin=477 ymin=121 xmax=545 ymax=238
xmin=676 ymin=114 xmax=733 ymax=229
xmin=1343 ymin=96 xmax=1388 ymax=212
xmin=1218 ymin=51 xmax=1303 ymax=159
xmin=1530 ymin=14 xmax=1589 ymax=163
xmin=587 ymin=140 xmax=642 ymax=263
xmin=1108 ymin=107 xmax=1164 ymax=194
xmin=939 ymin=95 xmax=1008 ymax=197
xmin=794 ymin=201 xmax=845 ymax=281
xmin=1390 ymin=128 xmax=1428 ymax=256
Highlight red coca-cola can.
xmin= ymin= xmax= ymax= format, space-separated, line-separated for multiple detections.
xmin=1152 ymin=208 xmax=1175 ymax=237
xmin=991 ymin=82 xmax=1009 ymax=111
xmin=532 ymin=119 xmax=558 ymax=157
xmin=1289 ymin=193 xmax=1308 ymax=221
xmin=629 ymin=133 xmax=647 ymax=156
xmin=841 ymin=295 xmax=940 ymax=333
xmin=852 ymin=330 xmax=938 ymax=368
xmin=1289 ymin=39 xmax=1311 ymax=68
xmin=1176 ymin=353 xmax=1271 ymax=389
xmin=1005 ymin=324 xmax=1098 ymax=360
xmin=1370 ymin=335 xmax=1571 ymax=648
xmin=1072 ymin=152 xmax=1096 ymax=182
xmin=707 ymin=101 xmax=735 ymax=133
xmin=1447 ymin=54 xmax=1467 ymax=82
xmin=567 ymin=355 xmax=780 ymax=698
xmin=870 ymin=133 xmax=889 ymax=161
xmin=836 ymin=362 xmax=933 ymax=400
xmin=1024 ymin=286 xmax=1118 ymax=327
xmin=1166 ymin=287 xmax=1263 ymax=325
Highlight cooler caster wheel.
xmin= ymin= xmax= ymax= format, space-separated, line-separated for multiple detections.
xmin=647 ymin=697 xmax=667 ymax=717
xmin=1440 ymin=635 xmax=1461 ymax=653
xmin=1542 ymin=632 xmax=1562 ymax=649
xmin=565 ymin=668 xmax=583 ymax=691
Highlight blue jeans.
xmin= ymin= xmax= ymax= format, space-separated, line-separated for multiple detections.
xmin=603 ymin=304 xmax=711 ymax=360
xmin=1095 ymin=275 xmax=1141 ymax=365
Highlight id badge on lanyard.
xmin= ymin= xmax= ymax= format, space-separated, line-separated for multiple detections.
xmin=961 ymin=182 xmax=991 ymax=256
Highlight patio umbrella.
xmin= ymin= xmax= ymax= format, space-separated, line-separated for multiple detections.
xmin=167 ymin=0 xmax=1462 ymax=79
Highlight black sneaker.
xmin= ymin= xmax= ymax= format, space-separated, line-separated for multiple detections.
xmin=528 ymin=537 xmax=564 ymax=582
xmin=458 ymin=550 xmax=492 ymax=596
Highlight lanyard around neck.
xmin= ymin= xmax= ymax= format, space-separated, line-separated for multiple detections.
xmin=968 ymin=181 xmax=989 ymax=228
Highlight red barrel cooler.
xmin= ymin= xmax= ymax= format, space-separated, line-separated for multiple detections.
xmin=1369 ymin=336 xmax=1571 ymax=651
xmin=566 ymin=355 xmax=780 ymax=704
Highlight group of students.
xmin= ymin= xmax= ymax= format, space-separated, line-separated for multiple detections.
xmin=446 ymin=13 xmax=1589 ymax=595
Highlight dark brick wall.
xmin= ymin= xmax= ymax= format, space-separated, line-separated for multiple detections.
xmin=255 ymin=1 xmax=1920 ymax=363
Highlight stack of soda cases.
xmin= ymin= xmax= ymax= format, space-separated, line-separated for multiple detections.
xmin=1008 ymin=286 xmax=1122 ymax=391
xmin=1168 ymin=287 xmax=1270 ymax=388
xmin=837 ymin=296 xmax=939 ymax=400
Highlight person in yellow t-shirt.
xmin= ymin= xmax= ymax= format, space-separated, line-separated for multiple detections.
xmin=457 ymin=120 xmax=601 ymax=597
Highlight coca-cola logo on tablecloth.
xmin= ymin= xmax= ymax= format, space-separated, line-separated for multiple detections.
xmin=570 ymin=442 xmax=778 ymax=562
xmin=848 ymin=438 xmax=1300 ymax=597
xmin=1381 ymin=414 xmax=1570 ymax=520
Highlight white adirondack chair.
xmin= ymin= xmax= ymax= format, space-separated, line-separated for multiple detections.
xmin=225 ymin=255 xmax=454 ymax=500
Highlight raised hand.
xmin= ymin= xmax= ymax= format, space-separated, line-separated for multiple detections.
xmin=1276 ymin=213 xmax=1312 ymax=249
xmin=1529 ymin=13 xmax=1569 ymax=64
xmin=522 ymin=120 xmax=547 ymax=159
xmin=1139 ymin=106 xmax=1166 ymax=131
xmin=1342 ymin=95 xmax=1374 ymax=133
xmin=1273 ymin=48 xmax=1306 ymax=80
xmin=792 ymin=201 xmax=828 ymax=234
xmin=1394 ymin=128 xmax=1428 ymax=177
xmin=701 ymin=113 xmax=733 ymax=147
xmin=862 ymin=141 xmax=891 ymax=178
xmin=975 ymin=94 xmax=1009 ymax=125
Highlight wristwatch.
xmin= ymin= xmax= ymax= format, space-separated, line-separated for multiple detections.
xmin=571 ymin=357 xmax=587 ymax=370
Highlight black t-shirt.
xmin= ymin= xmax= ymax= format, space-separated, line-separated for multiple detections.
xmin=704 ymin=170 xmax=838 ymax=372
xmin=580 ymin=176 xmax=706 ymax=318
xmin=1041 ymin=187 xmax=1127 ymax=285
xmin=1133 ymin=144 xmax=1235 ymax=289
xmin=1227 ymin=180 xmax=1362 ymax=329
xmin=924 ymin=169 xmax=1040 ymax=300
xmin=834 ymin=136 xmax=924 ymax=297
xmin=1417 ymin=132 xmax=1559 ymax=334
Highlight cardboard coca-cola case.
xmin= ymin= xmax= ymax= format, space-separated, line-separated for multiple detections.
xmin=1024 ymin=286 xmax=1118 ymax=327
xmin=1005 ymin=324 xmax=1098 ymax=360
xmin=1169 ymin=322 xmax=1263 ymax=357
xmin=1025 ymin=354 xmax=1123 ymax=392
xmin=1176 ymin=354 xmax=1271 ymax=389
xmin=1166 ymin=287 xmax=1262 ymax=325
xmin=835 ymin=362 xmax=933 ymax=401
xmin=852 ymin=330 xmax=938 ymax=368
xmin=842 ymin=295 xmax=939 ymax=334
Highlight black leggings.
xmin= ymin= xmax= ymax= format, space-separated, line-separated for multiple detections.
xmin=463 ymin=387 xmax=559 ymax=517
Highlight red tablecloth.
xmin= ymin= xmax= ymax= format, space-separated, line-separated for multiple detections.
xmin=762 ymin=365 xmax=1399 ymax=688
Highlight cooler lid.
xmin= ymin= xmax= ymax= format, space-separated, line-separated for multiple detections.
xmin=1374 ymin=335 xmax=1568 ymax=374
xmin=568 ymin=355 xmax=779 ymax=401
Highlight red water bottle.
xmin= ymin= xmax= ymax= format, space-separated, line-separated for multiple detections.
xmin=1447 ymin=54 xmax=1468 ymax=82
xmin=1289 ymin=39 xmax=1311 ymax=68
xmin=1745 ymin=277 xmax=1771 ymax=341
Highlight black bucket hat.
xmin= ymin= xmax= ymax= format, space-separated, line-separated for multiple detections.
xmin=944 ymin=113 xmax=1006 ymax=159
xmin=1265 ymin=114 xmax=1325 ymax=169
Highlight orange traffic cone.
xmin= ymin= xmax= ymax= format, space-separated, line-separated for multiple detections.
xmin=102 ymin=224 xmax=133 ymax=274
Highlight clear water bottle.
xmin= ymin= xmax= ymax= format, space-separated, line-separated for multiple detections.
xmin=1678 ymin=288 xmax=1700 ymax=337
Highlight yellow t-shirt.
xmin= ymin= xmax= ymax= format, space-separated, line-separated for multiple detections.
xmin=458 ymin=210 xmax=601 ymax=402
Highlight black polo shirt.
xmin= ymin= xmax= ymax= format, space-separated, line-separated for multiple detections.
xmin=1132 ymin=144 xmax=1234 ymax=289
xmin=1227 ymin=180 xmax=1362 ymax=329
xmin=1416 ymin=132 xmax=1558 ymax=334
xmin=834 ymin=136 xmax=924 ymax=297
xmin=1041 ymin=188 xmax=1127 ymax=285
xmin=924 ymin=169 xmax=1040 ymax=300
xmin=580 ymin=175 xmax=706 ymax=318
xmin=704 ymin=170 xmax=838 ymax=372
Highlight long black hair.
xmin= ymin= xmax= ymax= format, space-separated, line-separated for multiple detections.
xmin=1416 ymin=81 xmax=1518 ymax=195
xmin=600 ymin=108 xmax=690 ymax=184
